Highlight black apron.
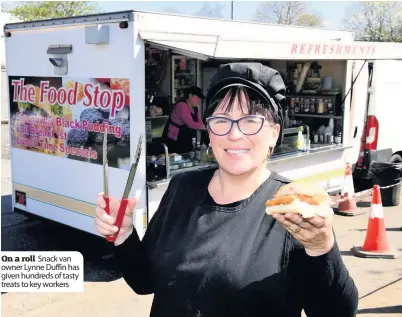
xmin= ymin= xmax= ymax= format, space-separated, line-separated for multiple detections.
xmin=162 ymin=101 xmax=199 ymax=154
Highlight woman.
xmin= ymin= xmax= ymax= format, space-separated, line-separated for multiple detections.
xmin=95 ymin=63 xmax=358 ymax=317
xmin=162 ymin=86 xmax=205 ymax=154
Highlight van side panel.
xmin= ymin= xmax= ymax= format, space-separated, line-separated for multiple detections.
xmin=370 ymin=60 xmax=402 ymax=156
xmin=6 ymin=23 xmax=133 ymax=77
xmin=5 ymin=21 xmax=146 ymax=236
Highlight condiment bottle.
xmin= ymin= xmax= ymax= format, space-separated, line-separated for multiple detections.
xmin=335 ymin=132 xmax=342 ymax=144
xmin=294 ymin=98 xmax=300 ymax=113
xmin=323 ymin=99 xmax=328 ymax=114
xmin=310 ymin=98 xmax=316 ymax=113
xmin=328 ymin=100 xmax=333 ymax=114
xmin=289 ymin=98 xmax=295 ymax=114
xmin=200 ymin=143 xmax=208 ymax=162
xmin=317 ymin=99 xmax=324 ymax=114
xmin=195 ymin=141 xmax=201 ymax=161
xmin=190 ymin=138 xmax=196 ymax=159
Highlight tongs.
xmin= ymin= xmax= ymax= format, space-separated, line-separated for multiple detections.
xmin=103 ymin=131 xmax=143 ymax=242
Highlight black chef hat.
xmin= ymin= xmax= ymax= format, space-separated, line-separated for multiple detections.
xmin=186 ymin=86 xmax=205 ymax=100
xmin=204 ymin=62 xmax=286 ymax=147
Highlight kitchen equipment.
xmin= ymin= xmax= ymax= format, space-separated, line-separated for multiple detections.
xmin=297 ymin=129 xmax=304 ymax=150
xmin=294 ymin=98 xmax=300 ymax=113
xmin=335 ymin=132 xmax=342 ymax=144
xmin=326 ymin=134 xmax=334 ymax=144
xmin=324 ymin=118 xmax=334 ymax=137
xmin=327 ymin=100 xmax=333 ymax=114
xmin=304 ymin=78 xmax=321 ymax=91
xmin=180 ymin=161 xmax=194 ymax=168
xmin=104 ymin=133 xmax=143 ymax=242
xmin=146 ymin=142 xmax=170 ymax=181
xmin=284 ymin=109 xmax=290 ymax=128
xmin=200 ymin=143 xmax=208 ymax=162
xmin=280 ymin=126 xmax=309 ymax=153
xmin=322 ymin=76 xmax=333 ymax=90
xmin=317 ymin=125 xmax=326 ymax=135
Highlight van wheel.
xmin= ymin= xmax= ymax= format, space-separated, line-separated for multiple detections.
xmin=381 ymin=154 xmax=401 ymax=207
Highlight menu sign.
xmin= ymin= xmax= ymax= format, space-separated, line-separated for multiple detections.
xmin=9 ymin=76 xmax=131 ymax=169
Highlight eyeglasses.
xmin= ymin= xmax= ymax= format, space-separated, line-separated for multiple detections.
xmin=206 ymin=115 xmax=267 ymax=136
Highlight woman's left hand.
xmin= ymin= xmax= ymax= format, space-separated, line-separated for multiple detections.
xmin=272 ymin=213 xmax=335 ymax=256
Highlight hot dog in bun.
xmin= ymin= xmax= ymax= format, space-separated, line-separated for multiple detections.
xmin=265 ymin=182 xmax=334 ymax=218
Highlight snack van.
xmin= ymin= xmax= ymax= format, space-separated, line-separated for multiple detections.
xmin=4 ymin=11 xmax=402 ymax=239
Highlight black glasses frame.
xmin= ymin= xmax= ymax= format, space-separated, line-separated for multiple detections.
xmin=205 ymin=115 xmax=266 ymax=136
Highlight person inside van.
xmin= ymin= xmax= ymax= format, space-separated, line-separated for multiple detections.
xmin=162 ymin=86 xmax=205 ymax=154
xmin=95 ymin=63 xmax=358 ymax=317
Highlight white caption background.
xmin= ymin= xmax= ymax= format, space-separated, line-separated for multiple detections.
xmin=0 ymin=251 xmax=84 ymax=292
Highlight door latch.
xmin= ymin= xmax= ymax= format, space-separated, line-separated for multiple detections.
xmin=47 ymin=45 xmax=72 ymax=76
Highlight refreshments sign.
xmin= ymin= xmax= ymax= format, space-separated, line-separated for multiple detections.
xmin=290 ymin=43 xmax=376 ymax=57
xmin=215 ymin=40 xmax=402 ymax=60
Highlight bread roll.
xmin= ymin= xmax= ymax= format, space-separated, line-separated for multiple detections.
xmin=265 ymin=182 xmax=334 ymax=218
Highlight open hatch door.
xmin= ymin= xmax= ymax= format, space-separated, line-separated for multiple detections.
xmin=139 ymin=31 xmax=217 ymax=61
xmin=139 ymin=31 xmax=402 ymax=61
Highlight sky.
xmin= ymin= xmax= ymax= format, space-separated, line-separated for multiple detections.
xmin=99 ymin=1 xmax=351 ymax=29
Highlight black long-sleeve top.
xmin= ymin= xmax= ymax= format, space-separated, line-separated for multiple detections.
xmin=111 ymin=168 xmax=358 ymax=317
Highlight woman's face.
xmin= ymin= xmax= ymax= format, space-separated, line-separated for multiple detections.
xmin=189 ymin=94 xmax=201 ymax=107
xmin=208 ymin=90 xmax=280 ymax=176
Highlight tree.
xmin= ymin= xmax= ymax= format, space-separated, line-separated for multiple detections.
xmin=254 ymin=1 xmax=322 ymax=27
xmin=343 ymin=1 xmax=402 ymax=42
xmin=9 ymin=1 xmax=101 ymax=21
xmin=195 ymin=1 xmax=225 ymax=19
xmin=296 ymin=13 xmax=322 ymax=27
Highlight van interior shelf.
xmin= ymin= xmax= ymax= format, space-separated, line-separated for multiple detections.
xmin=293 ymin=114 xmax=342 ymax=119
xmin=287 ymin=91 xmax=341 ymax=97
xmin=146 ymin=115 xmax=169 ymax=120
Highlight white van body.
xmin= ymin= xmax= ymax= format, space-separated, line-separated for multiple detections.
xmin=3 ymin=11 xmax=402 ymax=238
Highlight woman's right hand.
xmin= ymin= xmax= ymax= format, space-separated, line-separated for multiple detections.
xmin=95 ymin=193 xmax=138 ymax=246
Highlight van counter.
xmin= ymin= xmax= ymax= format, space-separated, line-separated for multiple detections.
xmin=146 ymin=143 xmax=348 ymax=190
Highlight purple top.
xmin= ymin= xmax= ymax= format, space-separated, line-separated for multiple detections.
xmin=167 ymin=101 xmax=204 ymax=141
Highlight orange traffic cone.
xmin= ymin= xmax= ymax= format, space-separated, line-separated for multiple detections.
xmin=336 ymin=163 xmax=364 ymax=216
xmin=352 ymin=185 xmax=400 ymax=259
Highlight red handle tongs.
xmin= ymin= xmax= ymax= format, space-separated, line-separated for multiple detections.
xmin=103 ymin=132 xmax=143 ymax=242
xmin=102 ymin=129 xmax=111 ymax=241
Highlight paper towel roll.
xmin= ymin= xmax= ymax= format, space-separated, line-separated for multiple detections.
xmin=295 ymin=63 xmax=311 ymax=93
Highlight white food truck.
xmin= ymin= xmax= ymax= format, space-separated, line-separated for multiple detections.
xmin=3 ymin=11 xmax=402 ymax=239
